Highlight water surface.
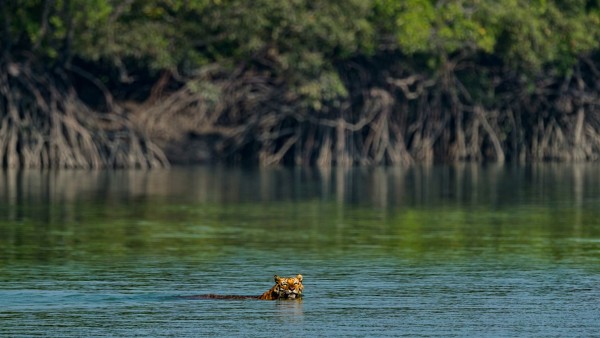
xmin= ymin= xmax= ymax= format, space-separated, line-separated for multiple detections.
xmin=1 ymin=165 xmax=599 ymax=336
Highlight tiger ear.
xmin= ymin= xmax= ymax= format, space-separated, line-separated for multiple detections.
xmin=273 ymin=275 xmax=280 ymax=282
xmin=296 ymin=274 xmax=303 ymax=282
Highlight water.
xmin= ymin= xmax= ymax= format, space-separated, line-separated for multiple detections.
xmin=1 ymin=165 xmax=599 ymax=336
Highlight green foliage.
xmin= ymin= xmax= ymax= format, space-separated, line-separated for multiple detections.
xmin=297 ymin=70 xmax=348 ymax=111
xmin=3 ymin=0 xmax=600 ymax=88
xmin=189 ymin=0 xmax=372 ymax=107
xmin=473 ymin=0 xmax=600 ymax=71
xmin=374 ymin=0 xmax=435 ymax=54
xmin=2 ymin=0 xmax=113 ymax=61
xmin=373 ymin=0 xmax=493 ymax=54
xmin=371 ymin=0 xmax=600 ymax=73
xmin=436 ymin=2 xmax=496 ymax=53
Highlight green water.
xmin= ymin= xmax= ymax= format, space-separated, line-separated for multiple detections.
xmin=1 ymin=165 xmax=599 ymax=336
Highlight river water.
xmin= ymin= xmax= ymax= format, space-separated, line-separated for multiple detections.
xmin=1 ymin=165 xmax=599 ymax=336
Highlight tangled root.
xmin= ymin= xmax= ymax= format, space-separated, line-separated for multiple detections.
xmin=0 ymin=61 xmax=168 ymax=169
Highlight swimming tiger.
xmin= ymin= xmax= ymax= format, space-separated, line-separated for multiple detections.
xmin=183 ymin=274 xmax=303 ymax=300
xmin=259 ymin=274 xmax=303 ymax=300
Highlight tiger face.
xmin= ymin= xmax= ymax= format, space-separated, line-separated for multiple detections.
xmin=258 ymin=274 xmax=304 ymax=300
xmin=275 ymin=274 xmax=303 ymax=300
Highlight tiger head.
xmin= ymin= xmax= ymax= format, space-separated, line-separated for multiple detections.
xmin=274 ymin=274 xmax=303 ymax=299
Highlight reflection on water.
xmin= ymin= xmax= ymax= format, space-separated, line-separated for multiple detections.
xmin=1 ymin=163 xmax=599 ymax=208
xmin=1 ymin=164 xmax=599 ymax=336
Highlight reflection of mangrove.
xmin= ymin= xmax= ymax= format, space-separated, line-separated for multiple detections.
xmin=1 ymin=165 xmax=599 ymax=263
xmin=1 ymin=196 xmax=597 ymax=264
xmin=0 ymin=164 xmax=598 ymax=208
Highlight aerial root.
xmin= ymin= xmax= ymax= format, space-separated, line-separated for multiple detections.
xmin=0 ymin=62 xmax=167 ymax=169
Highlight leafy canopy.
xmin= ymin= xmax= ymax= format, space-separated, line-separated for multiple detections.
xmin=3 ymin=0 xmax=599 ymax=77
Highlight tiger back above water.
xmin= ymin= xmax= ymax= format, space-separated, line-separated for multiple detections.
xmin=183 ymin=274 xmax=304 ymax=300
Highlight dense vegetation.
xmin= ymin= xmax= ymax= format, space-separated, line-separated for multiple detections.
xmin=2 ymin=0 xmax=600 ymax=168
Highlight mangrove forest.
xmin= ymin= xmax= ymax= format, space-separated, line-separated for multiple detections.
xmin=2 ymin=0 xmax=600 ymax=168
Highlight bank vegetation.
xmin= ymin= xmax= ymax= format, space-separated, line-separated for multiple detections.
xmin=2 ymin=0 xmax=600 ymax=168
